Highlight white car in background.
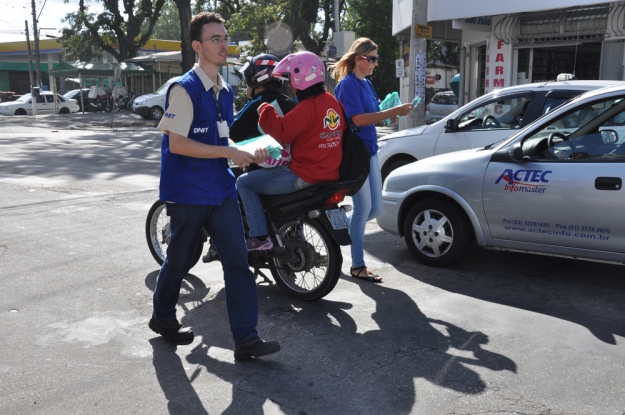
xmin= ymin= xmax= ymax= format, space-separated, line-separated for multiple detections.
xmin=132 ymin=76 xmax=181 ymax=120
xmin=378 ymin=80 xmax=625 ymax=180
xmin=0 ymin=92 xmax=80 ymax=116
xmin=425 ymin=90 xmax=458 ymax=124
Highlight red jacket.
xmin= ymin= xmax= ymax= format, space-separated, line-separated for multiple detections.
xmin=258 ymin=91 xmax=344 ymax=184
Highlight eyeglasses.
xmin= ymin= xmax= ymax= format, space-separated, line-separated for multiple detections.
xmin=361 ymin=55 xmax=380 ymax=64
xmin=199 ymin=36 xmax=230 ymax=45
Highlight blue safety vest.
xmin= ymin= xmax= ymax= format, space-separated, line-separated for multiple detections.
xmin=159 ymin=69 xmax=237 ymax=205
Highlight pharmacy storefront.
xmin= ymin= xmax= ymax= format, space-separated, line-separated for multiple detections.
xmin=394 ymin=0 xmax=625 ymax=104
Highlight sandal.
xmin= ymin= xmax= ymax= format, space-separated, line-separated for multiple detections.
xmin=350 ymin=266 xmax=382 ymax=283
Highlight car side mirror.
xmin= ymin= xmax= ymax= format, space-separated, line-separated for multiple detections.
xmin=491 ymin=143 xmax=524 ymax=163
xmin=444 ymin=119 xmax=457 ymax=131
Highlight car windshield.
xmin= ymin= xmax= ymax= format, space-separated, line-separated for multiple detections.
xmin=64 ymin=90 xmax=79 ymax=98
xmin=155 ymin=78 xmax=179 ymax=95
xmin=16 ymin=94 xmax=31 ymax=102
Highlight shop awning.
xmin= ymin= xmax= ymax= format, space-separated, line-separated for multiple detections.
xmin=49 ymin=61 xmax=155 ymax=76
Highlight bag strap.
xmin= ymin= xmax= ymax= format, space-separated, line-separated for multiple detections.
xmin=339 ymin=102 xmax=360 ymax=133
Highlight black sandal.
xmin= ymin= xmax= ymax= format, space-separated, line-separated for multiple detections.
xmin=350 ymin=266 xmax=382 ymax=283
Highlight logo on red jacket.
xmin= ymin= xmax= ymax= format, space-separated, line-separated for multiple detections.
xmin=324 ymin=108 xmax=341 ymax=130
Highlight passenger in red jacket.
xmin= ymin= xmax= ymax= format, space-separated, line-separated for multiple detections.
xmin=237 ymin=51 xmax=345 ymax=251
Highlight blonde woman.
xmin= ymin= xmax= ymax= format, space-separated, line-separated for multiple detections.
xmin=331 ymin=37 xmax=413 ymax=282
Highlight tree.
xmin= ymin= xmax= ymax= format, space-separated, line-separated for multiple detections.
xmin=150 ymin=0 xmax=181 ymax=41
xmin=60 ymin=9 xmax=101 ymax=62
xmin=62 ymin=0 xmax=167 ymax=62
xmin=342 ymin=0 xmax=398 ymax=98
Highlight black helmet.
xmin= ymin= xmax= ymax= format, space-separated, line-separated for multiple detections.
xmin=240 ymin=53 xmax=282 ymax=89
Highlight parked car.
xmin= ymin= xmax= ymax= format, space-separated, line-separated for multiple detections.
xmin=378 ymin=80 xmax=625 ymax=180
xmin=0 ymin=92 xmax=80 ymax=116
xmin=132 ymin=76 xmax=181 ymax=120
xmin=377 ymin=84 xmax=625 ymax=267
xmin=63 ymin=88 xmax=92 ymax=112
xmin=425 ymin=90 xmax=458 ymax=124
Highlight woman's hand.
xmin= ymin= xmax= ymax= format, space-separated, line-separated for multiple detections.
xmin=395 ymin=103 xmax=414 ymax=117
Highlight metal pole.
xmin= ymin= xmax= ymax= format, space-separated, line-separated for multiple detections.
xmin=407 ymin=0 xmax=427 ymax=128
xmin=334 ymin=0 xmax=340 ymax=32
xmin=458 ymin=46 xmax=466 ymax=106
xmin=31 ymin=0 xmax=42 ymax=89
xmin=25 ymin=21 xmax=38 ymax=116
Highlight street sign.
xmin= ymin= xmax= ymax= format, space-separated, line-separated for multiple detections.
xmin=395 ymin=59 xmax=404 ymax=77
xmin=414 ymin=24 xmax=432 ymax=39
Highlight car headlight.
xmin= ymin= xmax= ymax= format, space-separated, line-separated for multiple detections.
xmin=134 ymin=99 xmax=147 ymax=105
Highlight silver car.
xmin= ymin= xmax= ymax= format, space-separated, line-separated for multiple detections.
xmin=377 ymin=84 xmax=625 ymax=267
xmin=378 ymin=80 xmax=625 ymax=180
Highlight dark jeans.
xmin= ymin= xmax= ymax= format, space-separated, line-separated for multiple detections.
xmin=152 ymin=198 xmax=259 ymax=345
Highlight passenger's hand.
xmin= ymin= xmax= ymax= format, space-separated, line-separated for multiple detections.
xmin=228 ymin=147 xmax=255 ymax=169
xmin=252 ymin=148 xmax=270 ymax=164
xmin=395 ymin=103 xmax=414 ymax=117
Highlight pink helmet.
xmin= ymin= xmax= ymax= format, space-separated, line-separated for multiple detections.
xmin=271 ymin=51 xmax=325 ymax=91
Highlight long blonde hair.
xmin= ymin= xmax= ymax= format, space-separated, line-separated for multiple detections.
xmin=329 ymin=37 xmax=378 ymax=82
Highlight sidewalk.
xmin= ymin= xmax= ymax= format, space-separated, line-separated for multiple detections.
xmin=0 ymin=111 xmax=158 ymax=130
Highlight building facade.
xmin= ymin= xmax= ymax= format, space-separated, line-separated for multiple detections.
xmin=393 ymin=0 xmax=625 ymax=106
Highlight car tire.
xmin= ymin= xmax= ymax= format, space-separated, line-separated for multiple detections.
xmin=149 ymin=106 xmax=164 ymax=120
xmin=59 ymin=107 xmax=70 ymax=114
xmin=403 ymin=198 xmax=471 ymax=267
xmin=383 ymin=158 xmax=415 ymax=181
xmin=14 ymin=108 xmax=27 ymax=116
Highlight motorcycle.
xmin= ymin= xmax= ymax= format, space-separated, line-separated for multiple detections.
xmin=90 ymin=89 xmax=113 ymax=112
xmin=114 ymin=89 xmax=135 ymax=111
xmin=145 ymin=180 xmax=354 ymax=301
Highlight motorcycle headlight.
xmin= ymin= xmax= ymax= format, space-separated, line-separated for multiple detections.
xmin=135 ymin=99 xmax=147 ymax=105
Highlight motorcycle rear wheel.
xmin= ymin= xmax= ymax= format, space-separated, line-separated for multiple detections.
xmin=270 ymin=218 xmax=342 ymax=301
xmin=145 ymin=200 xmax=203 ymax=267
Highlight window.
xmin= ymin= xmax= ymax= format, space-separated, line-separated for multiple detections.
xmin=523 ymin=96 xmax=625 ymax=161
xmin=457 ymin=95 xmax=533 ymax=131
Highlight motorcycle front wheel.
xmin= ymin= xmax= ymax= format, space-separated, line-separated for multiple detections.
xmin=145 ymin=200 xmax=203 ymax=267
xmin=270 ymin=218 xmax=342 ymax=301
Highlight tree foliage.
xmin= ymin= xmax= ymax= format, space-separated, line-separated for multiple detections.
xmin=60 ymin=8 xmax=101 ymax=62
xmin=342 ymin=0 xmax=398 ymax=98
xmin=61 ymin=0 xmax=167 ymax=62
xmin=150 ymin=0 xmax=181 ymax=40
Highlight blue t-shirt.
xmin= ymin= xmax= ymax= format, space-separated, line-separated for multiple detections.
xmin=334 ymin=72 xmax=380 ymax=155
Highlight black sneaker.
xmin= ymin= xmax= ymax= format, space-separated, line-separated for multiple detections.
xmin=234 ymin=338 xmax=281 ymax=360
xmin=149 ymin=317 xmax=194 ymax=345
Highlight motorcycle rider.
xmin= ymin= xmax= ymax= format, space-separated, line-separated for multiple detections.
xmin=236 ymin=51 xmax=345 ymax=251
xmin=230 ymin=53 xmax=297 ymax=143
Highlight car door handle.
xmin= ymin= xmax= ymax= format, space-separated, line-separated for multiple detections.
xmin=595 ymin=177 xmax=622 ymax=190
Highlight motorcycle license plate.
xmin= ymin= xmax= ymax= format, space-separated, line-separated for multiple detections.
xmin=325 ymin=209 xmax=349 ymax=230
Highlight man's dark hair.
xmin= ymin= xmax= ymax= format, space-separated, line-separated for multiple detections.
xmin=190 ymin=12 xmax=225 ymax=43
xmin=295 ymin=82 xmax=326 ymax=102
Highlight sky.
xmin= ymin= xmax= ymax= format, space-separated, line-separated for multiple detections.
xmin=0 ymin=0 xmax=103 ymax=43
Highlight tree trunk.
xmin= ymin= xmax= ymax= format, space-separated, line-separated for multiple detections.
xmin=174 ymin=0 xmax=195 ymax=73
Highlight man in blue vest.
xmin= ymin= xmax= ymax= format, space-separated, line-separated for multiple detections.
xmin=150 ymin=11 xmax=280 ymax=360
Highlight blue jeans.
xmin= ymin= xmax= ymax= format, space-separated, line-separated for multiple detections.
xmin=152 ymin=198 xmax=259 ymax=345
xmin=237 ymin=165 xmax=310 ymax=238
xmin=349 ymin=153 xmax=383 ymax=268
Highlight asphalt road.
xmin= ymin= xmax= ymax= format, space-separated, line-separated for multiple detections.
xmin=1 ymin=115 xmax=624 ymax=414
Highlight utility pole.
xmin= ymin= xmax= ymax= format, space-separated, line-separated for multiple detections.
xmin=31 ymin=0 xmax=42 ymax=90
xmin=407 ymin=0 xmax=428 ymax=128
xmin=25 ymin=21 xmax=38 ymax=116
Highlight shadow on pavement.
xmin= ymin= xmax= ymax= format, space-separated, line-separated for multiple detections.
xmin=145 ymin=269 xmax=516 ymax=414
xmin=363 ymin=228 xmax=625 ymax=345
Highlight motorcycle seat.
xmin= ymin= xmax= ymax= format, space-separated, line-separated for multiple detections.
xmin=259 ymin=180 xmax=354 ymax=209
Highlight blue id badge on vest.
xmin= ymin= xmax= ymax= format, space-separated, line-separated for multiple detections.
xmin=217 ymin=120 xmax=229 ymax=138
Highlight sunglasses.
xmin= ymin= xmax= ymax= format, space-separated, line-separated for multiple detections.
xmin=361 ymin=55 xmax=380 ymax=64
